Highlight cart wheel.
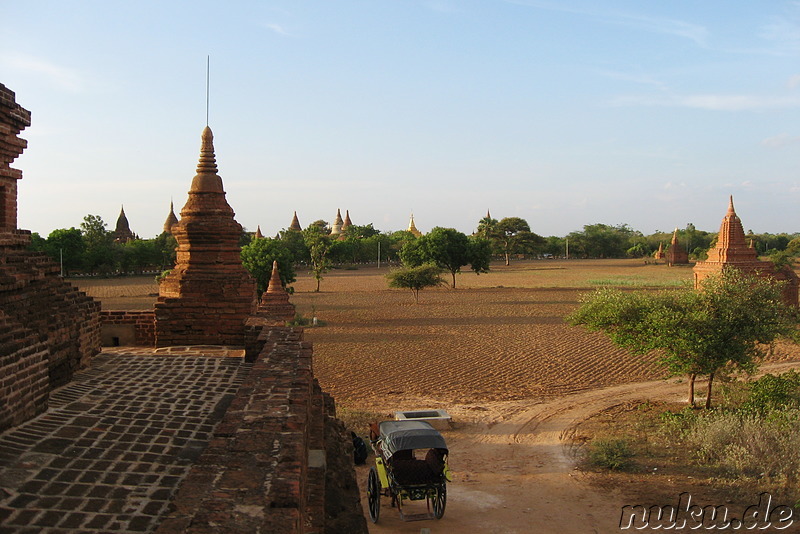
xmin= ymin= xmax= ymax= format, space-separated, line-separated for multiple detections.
xmin=431 ymin=484 xmax=446 ymax=519
xmin=367 ymin=467 xmax=381 ymax=523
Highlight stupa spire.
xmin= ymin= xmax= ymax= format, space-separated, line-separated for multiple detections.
xmin=190 ymin=126 xmax=223 ymax=193
xmin=289 ymin=211 xmax=302 ymax=231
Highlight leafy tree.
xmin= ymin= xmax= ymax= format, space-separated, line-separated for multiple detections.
xmin=45 ymin=228 xmax=85 ymax=275
xmin=303 ymin=225 xmax=332 ymax=292
xmin=80 ymin=215 xmax=115 ymax=274
xmin=476 ymin=216 xmax=498 ymax=240
xmin=567 ymin=223 xmax=640 ymax=259
xmin=493 ymin=217 xmax=545 ymax=265
xmin=241 ymin=237 xmax=296 ymax=296
xmin=279 ymin=228 xmax=309 ymax=264
xmin=386 ymin=263 xmax=444 ymax=304
xmin=400 ymin=227 xmax=490 ymax=288
xmin=569 ymin=270 xmax=799 ymax=408
xmin=154 ymin=232 xmax=178 ymax=271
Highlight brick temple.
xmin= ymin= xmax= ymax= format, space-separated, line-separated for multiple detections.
xmin=693 ymin=197 xmax=799 ymax=306
xmin=154 ymin=126 xmax=257 ymax=347
xmin=666 ymin=228 xmax=689 ymax=266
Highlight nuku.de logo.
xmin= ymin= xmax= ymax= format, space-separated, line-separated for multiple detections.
xmin=620 ymin=492 xmax=794 ymax=530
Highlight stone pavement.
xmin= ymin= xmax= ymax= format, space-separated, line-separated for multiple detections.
xmin=0 ymin=348 xmax=251 ymax=533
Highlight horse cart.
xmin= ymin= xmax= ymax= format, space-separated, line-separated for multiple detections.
xmin=367 ymin=420 xmax=451 ymax=523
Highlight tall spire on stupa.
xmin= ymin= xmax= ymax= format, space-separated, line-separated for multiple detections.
xmin=289 ymin=211 xmax=302 ymax=231
xmin=255 ymin=225 xmax=263 ymax=239
xmin=163 ymin=200 xmax=179 ymax=235
xmin=154 ymin=125 xmax=256 ymax=346
xmin=407 ymin=213 xmax=422 ymax=238
xmin=331 ymin=209 xmax=344 ymax=235
xmin=114 ymin=205 xmax=135 ymax=243
xmin=705 ymin=196 xmax=757 ymax=264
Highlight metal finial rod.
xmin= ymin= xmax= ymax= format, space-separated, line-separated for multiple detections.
xmin=206 ymin=55 xmax=210 ymax=126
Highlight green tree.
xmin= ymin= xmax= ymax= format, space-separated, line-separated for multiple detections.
xmin=569 ymin=270 xmax=799 ymax=408
xmin=45 ymin=228 xmax=85 ymax=275
xmin=567 ymin=223 xmax=640 ymax=258
xmin=476 ymin=215 xmax=498 ymax=240
xmin=493 ymin=217 xmax=545 ymax=265
xmin=80 ymin=215 xmax=115 ymax=274
xmin=399 ymin=227 xmax=490 ymax=288
xmin=303 ymin=225 xmax=332 ymax=292
xmin=386 ymin=263 xmax=444 ymax=304
xmin=154 ymin=232 xmax=178 ymax=271
xmin=279 ymin=228 xmax=309 ymax=264
xmin=241 ymin=237 xmax=296 ymax=296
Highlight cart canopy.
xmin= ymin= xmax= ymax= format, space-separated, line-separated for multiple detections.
xmin=378 ymin=421 xmax=448 ymax=458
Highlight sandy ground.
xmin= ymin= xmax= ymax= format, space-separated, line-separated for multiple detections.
xmin=75 ymin=260 xmax=800 ymax=533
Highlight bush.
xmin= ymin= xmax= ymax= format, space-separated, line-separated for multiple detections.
xmin=587 ymin=437 xmax=635 ymax=470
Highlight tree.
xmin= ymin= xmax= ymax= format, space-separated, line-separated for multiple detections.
xmin=476 ymin=216 xmax=497 ymax=240
xmin=493 ymin=217 xmax=545 ymax=265
xmin=303 ymin=225 xmax=332 ymax=292
xmin=386 ymin=263 xmax=444 ymax=303
xmin=399 ymin=227 xmax=490 ymax=288
xmin=154 ymin=232 xmax=178 ymax=271
xmin=568 ymin=270 xmax=799 ymax=408
xmin=566 ymin=223 xmax=640 ymax=258
xmin=241 ymin=238 xmax=296 ymax=296
xmin=80 ymin=215 xmax=115 ymax=274
xmin=45 ymin=228 xmax=85 ymax=275
xmin=279 ymin=228 xmax=309 ymax=264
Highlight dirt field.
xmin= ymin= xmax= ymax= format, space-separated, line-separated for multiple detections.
xmin=75 ymin=260 xmax=800 ymax=533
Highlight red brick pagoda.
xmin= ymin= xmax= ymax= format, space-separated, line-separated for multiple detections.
xmin=154 ymin=126 xmax=257 ymax=346
xmin=693 ymin=197 xmax=798 ymax=306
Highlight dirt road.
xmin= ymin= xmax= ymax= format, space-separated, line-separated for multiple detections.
xmin=359 ymin=361 xmax=800 ymax=533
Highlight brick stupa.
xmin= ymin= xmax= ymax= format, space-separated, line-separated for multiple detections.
xmin=666 ymin=229 xmax=688 ymax=266
xmin=257 ymin=260 xmax=296 ymax=322
xmin=654 ymin=242 xmax=665 ymax=260
xmin=154 ymin=126 xmax=257 ymax=346
xmin=693 ymin=197 xmax=798 ymax=306
xmin=289 ymin=211 xmax=302 ymax=231
xmin=163 ymin=200 xmax=179 ymax=235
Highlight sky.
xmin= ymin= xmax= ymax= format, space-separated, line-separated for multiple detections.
xmin=2 ymin=1 xmax=800 ymax=239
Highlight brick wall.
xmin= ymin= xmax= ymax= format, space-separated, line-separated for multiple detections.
xmin=0 ymin=83 xmax=102 ymax=431
xmin=156 ymin=326 xmax=368 ymax=533
xmin=100 ymin=310 xmax=155 ymax=346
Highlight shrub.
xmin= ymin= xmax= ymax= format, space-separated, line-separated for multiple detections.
xmin=587 ymin=437 xmax=635 ymax=470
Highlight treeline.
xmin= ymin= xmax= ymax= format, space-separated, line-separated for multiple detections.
xmin=29 ymin=214 xmax=800 ymax=281
xmin=30 ymin=215 xmax=177 ymax=276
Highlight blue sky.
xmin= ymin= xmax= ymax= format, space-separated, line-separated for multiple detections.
xmin=3 ymin=1 xmax=799 ymax=239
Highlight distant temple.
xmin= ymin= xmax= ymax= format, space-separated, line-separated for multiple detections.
xmin=330 ymin=208 xmax=344 ymax=235
xmin=666 ymin=229 xmax=688 ymax=266
xmin=113 ymin=205 xmax=137 ymax=243
xmin=163 ymin=200 xmax=179 ymax=235
xmin=254 ymin=225 xmax=263 ymax=239
xmin=693 ymin=197 xmax=798 ymax=306
xmin=654 ymin=242 xmax=665 ymax=260
xmin=407 ymin=213 xmax=422 ymax=237
xmin=289 ymin=211 xmax=302 ymax=231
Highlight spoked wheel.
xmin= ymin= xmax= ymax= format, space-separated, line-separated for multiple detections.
xmin=367 ymin=467 xmax=381 ymax=523
xmin=429 ymin=484 xmax=446 ymax=519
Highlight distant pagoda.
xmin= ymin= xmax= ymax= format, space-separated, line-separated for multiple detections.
xmin=289 ymin=211 xmax=302 ymax=231
xmin=113 ymin=206 xmax=137 ymax=243
xmin=163 ymin=201 xmax=179 ymax=235
xmin=693 ymin=197 xmax=798 ymax=306
xmin=407 ymin=213 xmax=422 ymax=237
xmin=330 ymin=209 xmax=344 ymax=235
xmin=666 ymin=229 xmax=688 ymax=266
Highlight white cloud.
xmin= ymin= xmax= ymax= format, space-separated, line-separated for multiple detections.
xmin=610 ymin=93 xmax=800 ymax=111
xmin=261 ymin=22 xmax=290 ymax=36
xmin=0 ymin=53 xmax=84 ymax=92
xmin=789 ymin=74 xmax=800 ymax=88
xmin=761 ymin=133 xmax=800 ymax=148
xmin=502 ymin=1 xmax=708 ymax=46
